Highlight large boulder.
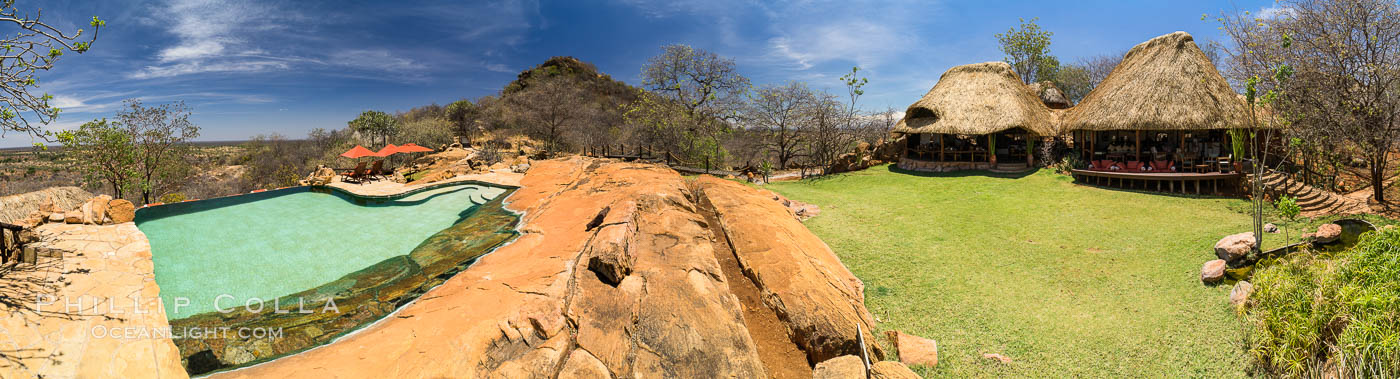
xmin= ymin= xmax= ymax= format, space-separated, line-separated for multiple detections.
xmin=885 ymin=330 xmax=938 ymax=367
xmin=812 ymin=355 xmax=865 ymax=379
xmin=1201 ymin=259 xmax=1227 ymax=285
xmin=699 ymin=176 xmax=884 ymax=363
xmin=63 ymin=210 xmax=84 ymax=224
xmin=301 ymin=165 xmax=338 ymax=186
xmin=84 ymin=195 xmax=112 ymax=225
xmin=1230 ymin=281 xmax=1255 ymax=307
xmin=870 ymin=361 xmax=920 ymax=379
xmin=107 ymin=199 xmax=136 ymax=224
xmin=1214 ymin=232 xmax=1256 ymax=263
xmin=1315 ymin=223 xmax=1342 ymax=243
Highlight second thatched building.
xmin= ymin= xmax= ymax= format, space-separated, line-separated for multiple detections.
xmin=893 ymin=61 xmax=1057 ymax=172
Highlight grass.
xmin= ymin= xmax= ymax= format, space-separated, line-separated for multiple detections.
xmin=764 ymin=165 xmax=1266 ymax=377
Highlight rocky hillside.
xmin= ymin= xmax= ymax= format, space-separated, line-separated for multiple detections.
xmin=215 ymin=157 xmax=888 ymax=377
xmin=503 ymin=56 xmax=641 ymax=103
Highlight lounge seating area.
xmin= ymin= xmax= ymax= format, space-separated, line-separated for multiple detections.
xmin=341 ymin=160 xmax=390 ymax=184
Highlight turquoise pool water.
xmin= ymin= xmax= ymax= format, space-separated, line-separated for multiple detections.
xmin=137 ymin=184 xmax=509 ymax=319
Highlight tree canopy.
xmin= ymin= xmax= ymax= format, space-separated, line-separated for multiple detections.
xmin=0 ymin=1 xmax=104 ymax=142
xmin=996 ymin=17 xmax=1057 ymax=84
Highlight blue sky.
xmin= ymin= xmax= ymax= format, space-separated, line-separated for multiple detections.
xmin=0 ymin=0 xmax=1278 ymax=147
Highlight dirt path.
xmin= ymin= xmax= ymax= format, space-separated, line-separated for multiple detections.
xmin=695 ymin=189 xmax=812 ymax=379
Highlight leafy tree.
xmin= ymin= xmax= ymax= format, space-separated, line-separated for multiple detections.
xmin=1276 ymin=195 xmax=1301 ymax=245
xmin=347 ymin=110 xmax=399 ymax=147
xmin=996 ymin=17 xmax=1057 ymax=84
xmin=622 ymin=88 xmax=687 ymax=155
xmin=0 ymin=2 xmax=105 ymax=141
xmin=55 ymin=100 xmax=199 ymax=204
xmin=55 ymin=118 xmax=133 ymax=198
xmin=444 ymin=99 xmax=478 ymax=138
xmin=117 ymin=100 xmax=199 ymax=205
xmin=641 ymin=44 xmax=749 ymax=163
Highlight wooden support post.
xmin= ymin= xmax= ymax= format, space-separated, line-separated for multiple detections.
xmin=988 ymin=134 xmax=997 ymax=165
xmin=1179 ymin=132 xmax=1185 ymax=162
xmin=1134 ymin=130 xmax=1142 ymax=162
xmin=939 ymin=134 xmax=945 ymax=162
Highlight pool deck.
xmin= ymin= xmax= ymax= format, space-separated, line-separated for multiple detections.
xmin=0 ymin=223 xmax=187 ymax=378
xmin=326 ymin=170 xmax=523 ymax=197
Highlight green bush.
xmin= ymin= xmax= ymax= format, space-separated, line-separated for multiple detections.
xmin=1244 ymin=227 xmax=1400 ymax=376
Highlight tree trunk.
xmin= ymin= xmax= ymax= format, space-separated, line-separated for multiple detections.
xmin=1373 ymin=162 xmax=1386 ymax=203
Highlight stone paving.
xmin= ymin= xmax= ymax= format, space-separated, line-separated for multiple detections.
xmin=325 ymin=170 xmax=523 ymax=197
xmin=0 ymin=170 xmax=525 ymax=378
xmin=0 ymin=223 xmax=186 ymax=378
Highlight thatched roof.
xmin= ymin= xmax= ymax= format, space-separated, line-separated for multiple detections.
xmin=0 ymin=186 xmax=94 ymax=224
xmin=1062 ymin=31 xmax=1249 ymax=132
xmin=892 ymin=61 xmax=1056 ymax=136
xmin=1028 ymin=81 xmax=1072 ymax=109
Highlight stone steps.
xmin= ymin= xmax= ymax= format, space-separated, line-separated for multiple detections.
xmin=1258 ymin=172 xmax=1369 ymax=216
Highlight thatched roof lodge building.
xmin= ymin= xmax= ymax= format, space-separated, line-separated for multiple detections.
xmin=893 ymin=62 xmax=1056 ymax=172
xmin=1061 ymin=31 xmax=1253 ymax=193
xmin=893 ymin=31 xmax=1258 ymax=193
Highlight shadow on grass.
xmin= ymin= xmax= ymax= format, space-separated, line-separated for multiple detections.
xmin=885 ymin=164 xmax=1037 ymax=179
xmin=1068 ymin=179 xmax=1245 ymax=200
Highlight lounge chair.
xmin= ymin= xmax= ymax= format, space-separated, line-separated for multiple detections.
xmin=1123 ymin=161 xmax=1144 ymax=172
xmin=367 ymin=160 xmax=386 ymax=180
xmin=342 ymin=162 xmax=368 ymax=183
xmin=1152 ymin=160 xmax=1175 ymax=172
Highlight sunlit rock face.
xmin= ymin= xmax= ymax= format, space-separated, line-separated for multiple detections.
xmin=209 ymin=157 xmax=882 ymax=378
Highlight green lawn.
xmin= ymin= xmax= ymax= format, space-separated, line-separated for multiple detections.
xmin=765 ymin=165 xmax=1267 ymax=377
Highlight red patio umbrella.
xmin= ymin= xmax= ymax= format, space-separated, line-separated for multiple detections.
xmin=374 ymin=144 xmax=400 ymax=157
xmin=395 ymin=143 xmax=433 ymax=153
xmin=340 ymin=145 xmax=377 ymax=159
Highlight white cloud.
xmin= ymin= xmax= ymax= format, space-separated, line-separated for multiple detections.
xmin=329 ymin=49 xmax=427 ymax=72
xmin=134 ymin=0 xmax=308 ymax=79
xmin=484 ymin=63 xmax=514 ymax=73
xmin=1257 ymin=4 xmax=1293 ymax=20
xmin=155 ymin=0 xmax=269 ymax=63
xmin=131 ymin=60 xmax=290 ymax=79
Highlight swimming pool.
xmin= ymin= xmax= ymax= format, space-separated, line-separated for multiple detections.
xmin=138 ymin=184 xmax=507 ymax=319
xmin=137 ymin=183 xmax=521 ymax=374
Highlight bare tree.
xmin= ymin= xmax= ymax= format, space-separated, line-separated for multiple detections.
xmin=744 ymin=81 xmax=815 ymax=169
xmin=1219 ymin=0 xmax=1400 ymax=204
xmin=803 ymin=92 xmax=851 ymax=174
xmin=1279 ymin=0 xmax=1400 ymax=203
xmin=509 ymin=75 xmax=588 ymax=156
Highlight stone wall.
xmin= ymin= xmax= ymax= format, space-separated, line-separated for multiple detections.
xmin=897 ymin=158 xmax=995 ymax=172
xmin=0 ymin=186 xmax=94 ymax=224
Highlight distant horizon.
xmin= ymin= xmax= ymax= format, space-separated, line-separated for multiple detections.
xmin=0 ymin=0 xmax=1277 ymax=148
